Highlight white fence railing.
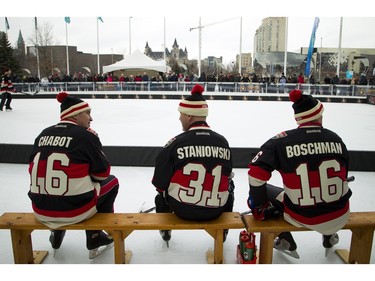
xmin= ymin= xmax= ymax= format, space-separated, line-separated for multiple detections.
xmin=14 ymin=82 xmax=374 ymax=97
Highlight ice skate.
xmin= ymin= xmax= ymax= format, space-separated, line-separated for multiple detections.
xmin=86 ymin=230 xmax=114 ymax=259
xmin=323 ymin=233 xmax=339 ymax=257
xmin=5 ymin=107 xmax=12 ymax=111
xmin=49 ymin=230 xmax=66 ymax=256
xmin=159 ymin=230 xmax=171 ymax=248
xmin=273 ymin=235 xmax=300 ymax=259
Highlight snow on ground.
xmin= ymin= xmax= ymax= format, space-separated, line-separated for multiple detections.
xmin=0 ymin=98 xmax=374 ymax=278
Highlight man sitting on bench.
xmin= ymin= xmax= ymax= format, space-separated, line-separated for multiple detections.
xmin=28 ymin=92 xmax=120 ymax=259
xmin=151 ymin=84 xmax=235 ymax=246
xmin=247 ymin=89 xmax=352 ymax=258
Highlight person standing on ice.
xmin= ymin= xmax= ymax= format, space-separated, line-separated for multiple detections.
xmin=247 ymin=89 xmax=352 ymax=259
xmin=28 ymin=92 xmax=120 ymax=259
xmin=0 ymin=68 xmax=15 ymax=111
xmin=151 ymin=84 xmax=235 ymax=245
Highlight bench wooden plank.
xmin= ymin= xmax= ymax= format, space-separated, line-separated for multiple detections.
xmin=243 ymin=212 xmax=375 ymax=264
xmin=0 ymin=212 xmax=244 ymax=264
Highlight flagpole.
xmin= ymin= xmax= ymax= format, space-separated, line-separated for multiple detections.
xmin=129 ymin=17 xmax=132 ymax=55
xmin=163 ymin=17 xmax=166 ymax=60
xmin=337 ymin=17 xmax=343 ymax=77
xmin=284 ymin=17 xmax=288 ymax=76
xmin=65 ymin=21 xmax=70 ymax=76
xmin=35 ymin=17 xmax=40 ymax=79
xmin=238 ymin=17 xmax=242 ymax=74
xmin=97 ymin=18 xmax=100 ymax=74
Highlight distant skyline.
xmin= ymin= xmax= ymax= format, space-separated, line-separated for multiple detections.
xmin=3 ymin=1 xmax=375 ymax=65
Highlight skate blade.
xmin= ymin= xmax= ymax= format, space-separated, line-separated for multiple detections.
xmin=88 ymin=242 xmax=114 ymax=259
xmin=53 ymin=249 xmax=57 ymax=257
xmin=274 ymin=247 xmax=300 ymax=259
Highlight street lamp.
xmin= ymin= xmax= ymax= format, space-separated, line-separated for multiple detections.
xmin=319 ymin=37 xmax=322 ymax=83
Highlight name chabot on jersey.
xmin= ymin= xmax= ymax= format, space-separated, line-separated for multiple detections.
xmin=38 ymin=136 xmax=73 ymax=148
xmin=286 ymin=141 xmax=343 ymax=158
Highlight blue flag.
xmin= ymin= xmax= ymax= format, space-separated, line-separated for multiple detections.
xmin=304 ymin=17 xmax=320 ymax=77
xmin=98 ymin=17 xmax=103 ymax=23
xmin=5 ymin=17 xmax=10 ymax=30
xmin=64 ymin=17 xmax=71 ymax=24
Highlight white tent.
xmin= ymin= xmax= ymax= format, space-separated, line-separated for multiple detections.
xmin=102 ymin=49 xmax=169 ymax=74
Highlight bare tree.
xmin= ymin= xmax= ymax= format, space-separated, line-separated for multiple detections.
xmin=27 ymin=21 xmax=59 ymax=78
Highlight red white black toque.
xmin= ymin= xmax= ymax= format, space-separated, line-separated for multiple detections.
xmin=178 ymin=84 xmax=208 ymax=116
xmin=57 ymin=92 xmax=91 ymax=120
xmin=289 ymin=89 xmax=324 ymax=125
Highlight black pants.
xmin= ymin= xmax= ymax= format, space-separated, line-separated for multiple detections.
xmin=155 ymin=179 xmax=235 ymax=221
xmin=96 ymin=175 xmax=119 ymax=213
xmin=0 ymin=92 xmax=12 ymax=109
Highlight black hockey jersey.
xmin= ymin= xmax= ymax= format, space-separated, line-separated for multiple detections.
xmin=248 ymin=122 xmax=352 ymax=234
xmin=28 ymin=120 xmax=111 ymax=228
xmin=152 ymin=121 xmax=233 ymax=220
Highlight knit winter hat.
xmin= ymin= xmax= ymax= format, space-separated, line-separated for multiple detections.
xmin=57 ymin=92 xmax=91 ymax=120
xmin=178 ymin=84 xmax=208 ymax=116
xmin=289 ymin=89 xmax=324 ymax=124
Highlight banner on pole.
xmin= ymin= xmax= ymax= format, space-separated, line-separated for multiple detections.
xmin=64 ymin=17 xmax=71 ymax=24
xmin=304 ymin=17 xmax=320 ymax=77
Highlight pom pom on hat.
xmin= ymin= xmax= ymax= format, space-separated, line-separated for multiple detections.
xmin=178 ymin=84 xmax=208 ymax=116
xmin=191 ymin=84 xmax=204 ymax=95
xmin=57 ymin=91 xmax=69 ymax=103
xmin=289 ymin=89 xmax=324 ymax=124
xmin=289 ymin=89 xmax=303 ymax=103
xmin=57 ymin=92 xmax=91 ymax=120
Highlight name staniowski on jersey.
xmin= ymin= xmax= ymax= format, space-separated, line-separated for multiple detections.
xmin=177 ymin=145 xmax=231 ymax=160
xmin=286 ymin=141 xmax=343 ymax=158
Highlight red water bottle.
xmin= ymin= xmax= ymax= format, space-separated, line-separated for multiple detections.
xmin=243 ymin=232 xmax=256 ymax=261
xmin=243 ymin=241 xmax=255 ymax=261
xmin=240 ymin=234 xmax=249 ymax=254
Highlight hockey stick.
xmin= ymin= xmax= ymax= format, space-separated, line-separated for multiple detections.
xmin=138 ymin=202 xmax=156 ymax=213
xmin=140 ymin=206 xmax=156 ymax=213
xmin=18 ymin=90 xmax=39 ymax=96
xmin=346 ymin=176 xmax=355 ymax=182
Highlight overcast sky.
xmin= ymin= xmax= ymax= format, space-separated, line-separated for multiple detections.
xmin=3 ymin=0 xmax=375 ymax=65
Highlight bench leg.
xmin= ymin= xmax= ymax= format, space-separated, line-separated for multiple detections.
xmin=213 ymin=229 xmax=224 ymax=264
xmin=10 ymin=229 xmax=34 ymax=264
xmin=258 ymin=232 xmax=277 ymax=264
xmin=348 ymin=229 xmax=374 ymax=264
xmin=205 ymin=229 xmax=224 ymax=264
xmin=111 ymin=230 xmax=126 ymax=264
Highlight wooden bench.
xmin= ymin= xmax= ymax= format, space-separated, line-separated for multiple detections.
xmin=242 ymin=212 xmax=375 ymax=264
xmin=0 ymin=212 xmax=244 ymax=264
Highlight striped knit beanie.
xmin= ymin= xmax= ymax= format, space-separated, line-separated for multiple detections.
xmin=57 ymin=92 xmax=91 ymax=120
xmin=289 ymin=89 xmax=324 ymax=124
xmin=178 ymin=84 xmax=208 ymax=116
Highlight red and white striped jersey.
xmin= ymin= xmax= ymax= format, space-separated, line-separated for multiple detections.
xmin=28 ymin=121 xmax=111 ymax=228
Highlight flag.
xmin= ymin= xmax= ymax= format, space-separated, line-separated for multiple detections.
xmin=98 ymin=17 xmax=103 ymax=23
xmin=5 ymin=17 xmax=10 ymax=30
xmin=34 ymin=17 xmax=37 ymax=30
xmin=64 ymin=17 xmax=71 ymax=24
xmin=304 ymin=17 xmax=320 ymax=77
